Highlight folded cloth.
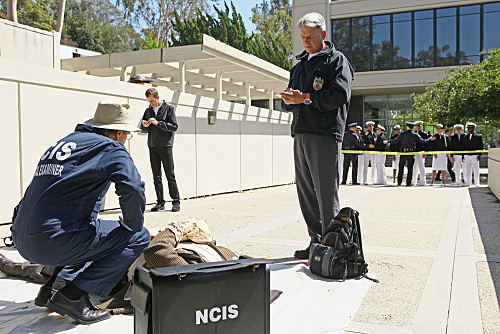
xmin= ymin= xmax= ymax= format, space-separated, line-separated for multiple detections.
xmin=167 ymin=219 xmax=213 ymax=245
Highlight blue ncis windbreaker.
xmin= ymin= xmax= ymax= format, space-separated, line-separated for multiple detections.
xmin=14 ymin=124 xmax=146 ymax=234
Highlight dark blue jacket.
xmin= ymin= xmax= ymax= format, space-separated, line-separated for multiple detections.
xmin=281 ymin=41 xmax=354 ymax=141
xmin=13 ymin=124 xmax=146 ymax=237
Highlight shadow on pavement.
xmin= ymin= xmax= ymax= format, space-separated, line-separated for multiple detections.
xmin=468 ymin=187 xmax=500 ymax=312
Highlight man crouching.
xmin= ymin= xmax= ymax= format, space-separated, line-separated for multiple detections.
xmin=12 ymin=101 xmax=150 ymax=324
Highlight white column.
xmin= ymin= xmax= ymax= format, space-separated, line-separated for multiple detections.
xmin=246 ymin=82 xmax=251 ymax=106
xmin=120 ymin=66 xmax=132 ymax=81
xmin=268 ymin=90 xmax=274 ymax=112
xmin=178 ymin=60 xmax=186 ymax=93
xmin=216 ymin=69 xmax=223 ymax=100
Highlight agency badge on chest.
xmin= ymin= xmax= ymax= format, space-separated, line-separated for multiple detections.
xmin=313 ymin=77 xmax=324 ymax=90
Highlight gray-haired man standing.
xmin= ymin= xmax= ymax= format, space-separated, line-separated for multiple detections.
xmin=280 ymin=12 xmax=354 ymax=259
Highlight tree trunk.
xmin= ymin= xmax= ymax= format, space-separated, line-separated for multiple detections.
xmin=55 ymin=0 xmax=66 ymax=33
xmin=7 ymin=0 xmax=18 ymax=23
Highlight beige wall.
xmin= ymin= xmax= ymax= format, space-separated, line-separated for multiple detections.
xmin=0 ymin=18 xmax=60 ymax=69
xmin=0 ymin=58 xmax=294 ymax=221
xmin=488 ymin=149 xmax=500 ymax=200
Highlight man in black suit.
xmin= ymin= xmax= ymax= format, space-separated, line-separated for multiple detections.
xmin=462 ymin=122 xmax=483 ymax=186
xmin=141 ymin=88 xmax=181 ymax=212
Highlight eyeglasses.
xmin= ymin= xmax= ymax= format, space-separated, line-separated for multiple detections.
xmin=126 ymin=132 xmax=134 ymax=140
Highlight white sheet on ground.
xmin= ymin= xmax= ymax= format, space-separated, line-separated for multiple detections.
xmin=0 ymin=249 xmax=374 ymax=334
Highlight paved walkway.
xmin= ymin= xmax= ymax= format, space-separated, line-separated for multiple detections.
xmin=1 ymin=175 xmax=499 ymax=333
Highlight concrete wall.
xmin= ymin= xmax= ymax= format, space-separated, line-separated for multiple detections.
xmin=0 ymin=58 xmax=294 ymax=222
xmin=488 ymin=148 xmax=500 ymax=200
xmin=0 ymin=18 xmax=60 ymax=69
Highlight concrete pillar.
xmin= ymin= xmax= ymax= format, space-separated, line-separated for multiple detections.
xmin=268 ymin=90 xmax=274 ymax=112
xmin=216 ymin=69 xmax=223 ymax=100
xmin=178 ymin=60 xmax=186 ymax=93
xmin=120 ymin=66 xmax=132 ymax=81
xmin=246 ymin=82 xmax=251 ymax=106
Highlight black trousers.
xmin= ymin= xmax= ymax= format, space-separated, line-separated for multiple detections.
xmin=398 ymin=155 xmax=415 ymax=186
xmin=342 ymin=153 xmax=358 ymax=184
xmin=149 ymin=146 xmax=180 ymax=204
xmin=294 ymin=134 xmax=341 ymax=244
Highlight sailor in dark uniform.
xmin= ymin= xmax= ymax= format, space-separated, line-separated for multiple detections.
xmin=341 ymin=123 xmax=374 ymax=185
xmin=388 ymin=122 xmax=435 ymax=186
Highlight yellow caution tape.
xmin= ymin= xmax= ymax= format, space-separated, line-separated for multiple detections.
xmin=341 ymin=150 xmax=489 ymax=156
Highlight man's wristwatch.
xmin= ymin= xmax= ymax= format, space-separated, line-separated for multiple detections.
xmin=303 ymin=93 xmax=312 ymax=105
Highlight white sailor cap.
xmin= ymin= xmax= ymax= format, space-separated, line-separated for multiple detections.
xmin=356 ymin=125 xmax=363 ymax=131
xmin=394 ymin=125 xmax=401 ymax=130
xmin=376 ymin=124 xmax=386 ymax=131
xmin=436 ymin=124 xmax=444 ymax=129
xmin=366 ymin=121 xmax=375 ymax=126
xmin=454 ymin=124 xmax=464 ymax=129
xmin=466 ymin=122 xmax=477 ymax=128
xmin=414 ymin=121 xmax=424 ymax=126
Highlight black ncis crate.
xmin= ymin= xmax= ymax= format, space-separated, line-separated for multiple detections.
xmin=130 ymin=258 xmax=270 ymax=334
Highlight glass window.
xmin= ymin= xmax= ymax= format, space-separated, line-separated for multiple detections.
xmin=393 ymin=12 xmax=411 ymax=22
xmin=414 ymin=10 xmax=434 ymax=67
xmin=437 ymin=8 xmax=457 ymax=66
xmin=351 ymin=17 xmax=371 ymax=72
xmin=459 ymin=5 xmax=480 ymax=64
xmin=484 ymin=5 xmax=500 ymax=51
xmin=372 ymin=15 xmax=391 ymax=70
xmin=484 ymin=3 xmax=500 ymax=13
xmin=393 ymin=13 xmax=411 ymax=69
xmin=364 ymin=96 xmax=387 ymax=120
xmin=332 ymin=19 xmax=350 ymax=57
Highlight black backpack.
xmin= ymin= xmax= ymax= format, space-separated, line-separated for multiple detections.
xmin=309 ymin=207 xmax=378 ymax=282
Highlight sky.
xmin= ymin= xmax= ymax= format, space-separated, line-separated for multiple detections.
xmin=226 ymin=0 xmax=262 ymax=32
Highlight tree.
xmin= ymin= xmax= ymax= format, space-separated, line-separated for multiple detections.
xmin=2 ymin=0 xmax=65 ymax=32
xmin=116 ymin=0 xmax=214 ymax=47
xmin=171 ymin=1 xmax=290 ymax=69
xmin=251 ymin=0 xmax=292 ymax=68
xmin=64 ymin=0 xmax=141 ymax=53
xmin=171 ymin=2 xmax=252 ymax=50
xmin=1 ymin=0 xmax=56 ymax=31
xmin=413 ymin=49 xmax=500 ymax=128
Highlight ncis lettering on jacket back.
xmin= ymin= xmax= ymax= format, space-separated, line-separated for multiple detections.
xmin=18 ymin=124 xmax=146 ymax=234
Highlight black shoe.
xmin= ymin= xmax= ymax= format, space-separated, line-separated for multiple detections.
xmin=151 ymin=202 xmax=165 ymax=212
xmin=294 ymin=246 xmax=310 ymax=260
xmin=171 ymin=202 xmax=180 ymax=212
xmin=340 ymin=182 xmax=346 ymax=185
xmin=352 ymin=182 xmax=360 ymax=185
xmin=34 ymin=285 xmax=56 ymax=307
xmin=46 ymin=291 xmax=111 ymax=325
